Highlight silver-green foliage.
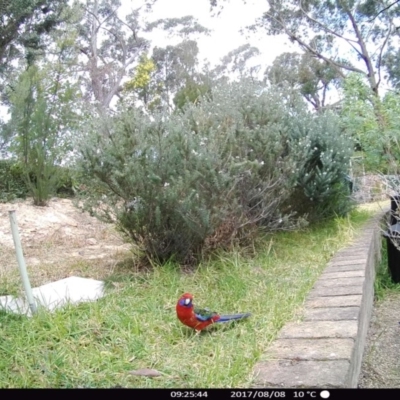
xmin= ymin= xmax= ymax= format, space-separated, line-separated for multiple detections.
xmin=78 ymin=80 xmax=353 ymax=263
xmin=289 ymin=109 xmax=354 ymax=219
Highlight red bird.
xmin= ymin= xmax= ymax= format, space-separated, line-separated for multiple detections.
xmin=176 ymin=292 xmax=251 ymax=332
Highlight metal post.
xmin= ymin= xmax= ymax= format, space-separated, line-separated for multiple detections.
xmin=8 ymin=210 xmax=37 ymax=315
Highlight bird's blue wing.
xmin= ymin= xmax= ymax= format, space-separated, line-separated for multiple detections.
xmin=194 ymin=307 xmax=219 ymax=322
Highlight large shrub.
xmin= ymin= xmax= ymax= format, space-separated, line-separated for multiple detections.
xmin=180 ymin=82 xmax=300 ymax=232
xmin=287 ymin=110 xmax=354 ymax=220
xmin=79 ymin=109 xmax=232 ymax=263
xmin=78 ymin=80 xmax=353 ymax=264
xmin=182 ymin=82 xmax=354 ymax=222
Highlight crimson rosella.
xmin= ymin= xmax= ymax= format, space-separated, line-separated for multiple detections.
xmin=176 ymin=292 xmax=251 ymax=332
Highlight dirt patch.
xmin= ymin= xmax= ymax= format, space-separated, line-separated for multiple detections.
xmin=358 ymin=293 xmax=400 ymax=388
xmin=0 ymin=197 xmax=131 ymax=291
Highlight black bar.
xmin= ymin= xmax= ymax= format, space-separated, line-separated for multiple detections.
xmin=390 ymin=195 xmax=400 ymax=225
xmin=1 ymin=389 xmax=400 ymax=398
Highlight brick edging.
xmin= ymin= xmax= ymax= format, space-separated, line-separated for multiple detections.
xmin=253 ymin=209 xmax=389 ymax=388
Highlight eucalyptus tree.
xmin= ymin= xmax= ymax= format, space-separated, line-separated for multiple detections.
xmin=0 ymin=0 xmax=69 ymax=69
xmin=145 ymin=15 xmax=210 ymax=38
xmin=0 ymin=0 xmax=77 ymax=153
xmin=75 ymin=0 xmax=154 ymax=113
xmin=382 ymin=47 xmax=400 ymax=89
xmin=121 ymin=15 xmax=210 ymax=111
xmin=266 ymin=52 xmax=342 ymax=111
xmin=212 ymin=43 xmax=261 ymax=81
xmin=150 ymin=39 xmax=202 ymax=110
xmin=210 ymin=0 xmax=400 ymax=98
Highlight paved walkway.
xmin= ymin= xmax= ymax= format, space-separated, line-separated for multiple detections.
xmin=253 ymin=210 xmax=388 ymax=388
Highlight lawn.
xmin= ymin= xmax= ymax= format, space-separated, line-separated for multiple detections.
xmin=0 ymin=208 xmax=374 ymax=388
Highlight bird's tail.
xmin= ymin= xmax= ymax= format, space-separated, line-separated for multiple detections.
xmin=216 ymin=313 xmax=251 ymax=323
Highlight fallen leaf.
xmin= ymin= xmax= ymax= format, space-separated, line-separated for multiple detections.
xmin=128 ymin=368 xmax=163 ymax=377
xmin=86 ymin=238 xmax=97 ymax=245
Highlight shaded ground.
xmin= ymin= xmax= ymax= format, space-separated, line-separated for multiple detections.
xmin=0 ymin=197 xmax=130 ymax=293
xmin=359 ymin=293 xmax=400 ymax=388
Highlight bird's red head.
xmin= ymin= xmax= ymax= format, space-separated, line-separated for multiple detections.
xmin=177 ymin=292 xmax=194 ymax=308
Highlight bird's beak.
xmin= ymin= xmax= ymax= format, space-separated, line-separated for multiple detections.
xmin=184 ymin=298 xmax=191 ymax=305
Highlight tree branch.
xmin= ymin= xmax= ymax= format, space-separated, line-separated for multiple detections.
xmin=98 ymin=25 xmax=128 ymax=63
xmin=115 ymin=14 xmax=139 ymax=40
xmin=340 ymin=0 xmax=379 ymax=93
xmin=299 ymin=0 xmax=361 ymax=47
xmin=368 ymin=0 xmax=400 ymax=22
xmin=84 ymin=4 xmax=120 ymax=35
xmin=376 ymin=22 xmax=393 ymax=89
xmin=264 ymin=12 xmax=364 ymax=77
xmin=286 ymin=31 xmax=360 ymax=76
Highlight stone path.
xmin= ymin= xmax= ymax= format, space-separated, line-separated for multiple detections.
xmin=253 ymin=210 xmax=388 ymax=388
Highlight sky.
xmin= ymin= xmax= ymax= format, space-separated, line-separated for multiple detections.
xmin=135 ymin=0 xmax=392 ymax=98
xmin=128 ymin=0 xmax=296 ymax=71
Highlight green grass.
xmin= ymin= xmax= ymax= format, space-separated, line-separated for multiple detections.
xmin=0 ymin=209 xmax=374 ymax=388
xmin=374 ymin=239 xmax=400 ymax=301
